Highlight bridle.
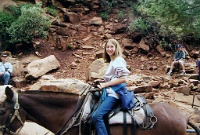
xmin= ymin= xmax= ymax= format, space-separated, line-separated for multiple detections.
xmin=0 ymin=92 xmax=24 ymax=135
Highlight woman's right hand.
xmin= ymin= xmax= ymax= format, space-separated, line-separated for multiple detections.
xmin=92 ymin=79 xmax=105 ymax=88
xmin=98 ymin=82 xmax=107 ymax=89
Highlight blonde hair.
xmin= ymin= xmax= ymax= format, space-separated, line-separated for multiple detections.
xmin=103 ymin=39 xmax=122 ymax=62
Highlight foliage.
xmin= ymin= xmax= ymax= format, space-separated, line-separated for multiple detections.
xmin=135 ymin=0 xmax=200 ymax=38
xmin=160 ymin=38 xmax=172 ymax=48
xmin=124 ymin=0 xmax=134 ymax=6
xmin=128 ymin=17 xmax=149 ymax=33
xmin=7 ymin=3 xmax=51 ymax=44
xmin=67 ymin=43 xmax=73 ymax=50
xmin=99 ymin=0 xmax=118 ymax=20
xmin=5 ymin=5 xmax=21 ymax=17
xmin=117 ymin=11 xmax=124 ymax=19
xmin=0 ymin=6 xmax=21 ymax=48
xmin=131 ymin=3 xmax=138 ymax=13
xmin=100 ymin=12 xmax=108 ymax=20
xmin=0 ymin=10 xmax=16 ymax=48
xmin=100 ymin=0 xmax=117 ymax=13
xmin=46 ymin=6 xmax=57 ymax=17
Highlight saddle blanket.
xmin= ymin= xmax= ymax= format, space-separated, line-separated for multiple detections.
xmin=109 ymin=108 xmax=145 ymax=125
xmin=82 ymin=94 xmax=145 ymax=125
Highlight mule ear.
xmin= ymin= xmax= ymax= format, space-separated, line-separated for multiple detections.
xmin=5 ymin=86 xmax=14 ymax=101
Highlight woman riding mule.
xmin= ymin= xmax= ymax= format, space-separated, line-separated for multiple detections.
xmin=0 ymin=86 xmax=200 ymax=135
xmin=91 ymin=39 xmax=133 ymax=135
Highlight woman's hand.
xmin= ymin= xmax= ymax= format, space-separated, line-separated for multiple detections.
xmin=92 ymin=79 xmax=105 ymax=88
xmin=98 ymin=82 xmax=107 ymax=89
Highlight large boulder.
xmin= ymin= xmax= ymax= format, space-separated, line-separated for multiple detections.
xmin=29 ymin=77 xmax=90 ymax=94
xmin=25 ymin=55 xmax=60 ymax=79
xmin=88 ymin=58 xmax=108 ymax=81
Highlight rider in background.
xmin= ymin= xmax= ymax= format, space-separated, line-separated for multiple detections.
xmin=0 ymin=52 xmax=13 ymax=85
xmin=167 ymin=44 xmax=186 ymax=75
xmin=92 ymin=38 xmax=130 ymax=135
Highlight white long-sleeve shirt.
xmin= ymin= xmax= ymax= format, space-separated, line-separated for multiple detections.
xmin=103 ymin=56 xmax=130 ymax=99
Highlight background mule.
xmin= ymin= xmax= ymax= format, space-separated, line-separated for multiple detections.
xmin=0 ymin=87 xmax=200 ymax=135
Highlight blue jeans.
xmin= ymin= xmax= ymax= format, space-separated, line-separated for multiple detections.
xmin=92 ymin=96 xmax=118 ymax=135
xmin=0 ymin=72 xmax=10 ymax=85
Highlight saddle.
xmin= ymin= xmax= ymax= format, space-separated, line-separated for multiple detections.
xmin=81 ymin=91 xmax=157 ymax=131
xmin=56 ymin=89 xmax=157 ymax=135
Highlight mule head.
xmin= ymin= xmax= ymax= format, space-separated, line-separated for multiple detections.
xmin=0 ymin=86 xmax=25 ymax=135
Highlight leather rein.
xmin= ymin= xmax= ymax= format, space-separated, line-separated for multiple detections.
xmin=0 ymin=92 xmax=24 ymax=135
xmin=56 ymin=85 xmax=99 ymax=135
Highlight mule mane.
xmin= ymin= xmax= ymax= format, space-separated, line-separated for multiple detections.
xmin=16 ymin=90 xmax=82 ymax=108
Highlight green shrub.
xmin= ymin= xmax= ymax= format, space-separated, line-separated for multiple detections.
xmin=5 ymin=5 xmax=21 ymax=17
xmin=100 ymin=0 xmax=117 ymax=13
xmin=7 ymin=3 xmax=51 ymax=44
xmin=131 ymin=3 xmax=138 ymax=14
xmin=100 ymin=12 xmax=108 ymax=20
xmin=160 ymin=38 xmax=172 ymax=48
xmin=135 ymin=0 xmax=200 ymax=38
xmin=0 ymin=10 xmax=16 ymax=48
xmin=46 ymin=6 xmax=57 ymax=17
xmin=67 ymin=43 xmax=73 ymax=50
xmin=129 ymin=17 xmax=148 ymax=32
xmin=117 ymin=11 xmax=124 ymax=19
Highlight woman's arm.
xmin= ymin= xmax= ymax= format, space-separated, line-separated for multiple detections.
xmin=99 ymin=78 xmax=126 ymax=89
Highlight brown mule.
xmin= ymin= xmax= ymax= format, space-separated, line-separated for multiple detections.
xmin=0 ymin=87 xmax=199 ymax=135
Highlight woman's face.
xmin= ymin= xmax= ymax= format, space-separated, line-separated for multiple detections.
xmin=106 ymin=41 xmax=116 ymax=57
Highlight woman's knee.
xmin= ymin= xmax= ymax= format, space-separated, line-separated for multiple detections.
xmin=92 ymin=112 xmax=97 ymax=122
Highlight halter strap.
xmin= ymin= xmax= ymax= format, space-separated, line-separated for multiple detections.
xmin=0 ymin=91 xmax=24 ymax=135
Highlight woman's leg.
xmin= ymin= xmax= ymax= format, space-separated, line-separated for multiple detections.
xmin=92 ymin=96 xmax=118 ymax=135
